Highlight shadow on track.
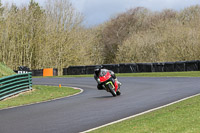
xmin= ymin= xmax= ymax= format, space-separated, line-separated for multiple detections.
xmin=93 ymin=96 xmax=115 ymax=99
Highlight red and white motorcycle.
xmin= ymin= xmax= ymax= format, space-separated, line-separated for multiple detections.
xmin=95 ymin=68 xmax=121 ymax=97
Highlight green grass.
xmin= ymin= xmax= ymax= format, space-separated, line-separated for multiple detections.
xmin=33 ymin=71 xmax=200 ymax=78
xmin=34 ymin=74 xmax=94 ymax=78
xmin=0 ymin=62 xmax=15 ymax=78
xmin=116 ymin=71 xmax=200 ymax=77
xmin=90 ymin=95 xmax=200 ymax=133
xmin=0 ymin=85 xmax=80 ymax=109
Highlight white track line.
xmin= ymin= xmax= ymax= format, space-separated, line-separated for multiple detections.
xmin=81 ymin=93 xmax=200 ymax=133
xmin=0 ymin=86 xmax=83 ymax=111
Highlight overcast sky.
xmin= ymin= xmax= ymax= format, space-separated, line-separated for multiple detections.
xmin=1 ymin=0 xmax=200 ymax=27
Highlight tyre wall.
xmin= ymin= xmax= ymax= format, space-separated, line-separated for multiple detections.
xmin=62 ymin=60 xmax=200 ymax=75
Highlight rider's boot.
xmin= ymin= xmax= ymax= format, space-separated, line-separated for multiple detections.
xmin=115 ymin=78 xmax=122 ymax=86
xmin=115 ymin=79 xmax=121 ymax=95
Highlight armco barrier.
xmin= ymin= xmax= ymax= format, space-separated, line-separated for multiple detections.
xmin=0 ymin=73 xmax=32 ymax=100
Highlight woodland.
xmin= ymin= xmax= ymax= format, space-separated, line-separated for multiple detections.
xmin=0 ymin=0 xmax=200 ymax=75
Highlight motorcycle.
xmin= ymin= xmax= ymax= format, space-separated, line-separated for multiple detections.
xmin=97 ymin=70 xmax=121 ymax=97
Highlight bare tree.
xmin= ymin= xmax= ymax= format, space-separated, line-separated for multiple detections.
xmin=45 ymin=0 xmax=83 ymax=75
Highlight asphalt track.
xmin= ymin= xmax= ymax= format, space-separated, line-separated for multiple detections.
xmin=0 ymin=77 xmax=200 ymax=133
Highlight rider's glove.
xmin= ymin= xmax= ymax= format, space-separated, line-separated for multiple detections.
xmin=97 ymin=78 xmax=101 ymax=84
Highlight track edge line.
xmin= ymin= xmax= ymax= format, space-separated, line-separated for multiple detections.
xmin=81 ymin=93 xmax=200 ymax=133
xmin=0 ymin=86 xmax=84 ymax=111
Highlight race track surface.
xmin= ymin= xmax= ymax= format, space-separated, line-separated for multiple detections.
xmin=0 ymin=77 xmax=200 ymax=133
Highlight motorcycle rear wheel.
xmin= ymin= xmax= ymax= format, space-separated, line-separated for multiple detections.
xmin=116 ymin=90 xmax=121 ymax=95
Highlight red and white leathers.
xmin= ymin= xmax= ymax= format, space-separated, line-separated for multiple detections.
xmin=94 ymin=68 xmax=121 ymax=91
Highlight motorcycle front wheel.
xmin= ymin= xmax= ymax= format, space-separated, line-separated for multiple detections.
xmin=107 ymin=83 xmax=117 ymax=97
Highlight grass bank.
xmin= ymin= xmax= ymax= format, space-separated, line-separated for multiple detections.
xmin=0 ymin=85 xmax=81 ymax=110
xmin=0 ymin=62 xmax=15 ymax=78
xmin=90 ymin=94 xmax=200 ymax=133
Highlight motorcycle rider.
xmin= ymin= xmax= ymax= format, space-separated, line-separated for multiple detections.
xmin=94 ymin=66 xmax=121 ymax=91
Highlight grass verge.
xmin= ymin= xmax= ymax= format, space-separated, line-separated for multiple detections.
xmin=116 ymin=71 xmax=200 ymax=77
xmin=33 ymin=71 xmax=200 ymax=78
xmin=0 ymin=85 xmax=81 ymax=110
xmin=90 ymin=95 xmax=200 ymax=133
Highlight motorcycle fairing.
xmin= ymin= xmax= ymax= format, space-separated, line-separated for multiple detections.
xmin=99 ymin=71 xmax=111 ymax=82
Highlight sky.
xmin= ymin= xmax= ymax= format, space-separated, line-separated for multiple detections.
xmin=1 ymin=0 xmax=200 ymax=27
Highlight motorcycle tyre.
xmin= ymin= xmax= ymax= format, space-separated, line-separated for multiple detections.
xmin=116 ymin=90 xmax=121 ymax=95
xmin=108 ymin=83 xmax=117 ymax=97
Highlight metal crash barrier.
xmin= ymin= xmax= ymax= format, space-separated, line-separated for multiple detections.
xmin=0 ymin=73 xmax=32 ymax=100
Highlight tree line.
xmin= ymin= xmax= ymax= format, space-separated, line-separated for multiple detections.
xmin=0 ymin=0 xmax=200 ymax=75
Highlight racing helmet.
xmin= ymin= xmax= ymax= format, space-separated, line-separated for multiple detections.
xmin=94 ymin=65 xmax=103 ymax=76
